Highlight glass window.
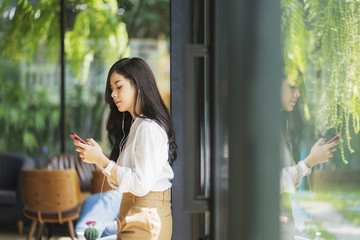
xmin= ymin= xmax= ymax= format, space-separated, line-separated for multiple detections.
xmin=281 ymin=1 xmax=360 ymax=239
xmin=0 ymin=0 xmax=170 ymax=165
xmin=0 ymin=0 xmax=61 ymax=167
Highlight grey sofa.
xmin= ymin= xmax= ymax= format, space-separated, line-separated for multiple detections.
xmin=0 ymin=152 xmax=34 ymax=234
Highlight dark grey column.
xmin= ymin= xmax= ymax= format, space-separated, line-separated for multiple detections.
xmin=226 ymin=0 xmax=282 ymax=239
xmin=170 ymin=0 xmax=193 ymax=239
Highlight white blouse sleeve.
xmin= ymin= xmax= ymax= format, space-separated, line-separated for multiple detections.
xmin=280 ymin=138 xmax=304 ymax=193
xmin=280 ymin=166 xmax=303 ymax=193
xmin=115 ymin=123 xmax=168 ymax=196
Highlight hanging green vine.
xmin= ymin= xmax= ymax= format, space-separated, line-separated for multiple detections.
xmin=282 ymin=0 xmax=360 ymax=164
xmin=306 ymin=0 xmax=360 ymax=163
xmin=281 ymin=0 xmax=307 ymax=83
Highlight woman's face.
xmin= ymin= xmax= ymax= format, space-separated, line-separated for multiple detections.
xmin=110 ymin=72 xmax=137 ymax=117
xmin=281 ymin=78 xmax=300 ymax=112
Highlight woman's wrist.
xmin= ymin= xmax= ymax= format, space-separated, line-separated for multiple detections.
xmin=299 ymin=160 xmax=311 ymax=175
xmin=303 ymin=157 xmax=314 ymax=168
xmin=98 ymin=155 xmax=110 ymax=169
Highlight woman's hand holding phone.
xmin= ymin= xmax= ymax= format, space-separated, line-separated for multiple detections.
xmin=70 ymin=133 xmax=92 ymax=162
xmin=70 ymin=133 xmax=108 ymax=168
xmin=304 ymin=135 xmax=340 ymax=168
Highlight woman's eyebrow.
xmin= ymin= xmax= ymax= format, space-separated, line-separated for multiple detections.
xmin=110 ymin=80 xmax=122 ymax=88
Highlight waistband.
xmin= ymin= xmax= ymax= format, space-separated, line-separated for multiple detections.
xmin=123 ymin=189 xmax=170 ymax=201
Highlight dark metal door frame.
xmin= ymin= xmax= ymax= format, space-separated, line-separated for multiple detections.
xmin=170 ymin=0 xmax=193 ymax=238
xmin=171 ymin=0 xmax=282 ymax=239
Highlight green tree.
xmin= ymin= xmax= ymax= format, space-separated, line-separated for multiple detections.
xmin=117 ymin=0 xmax=170 ymax=39
xmin=0 ymin=0 xmax=130 ymax=165
xmin=0 ymin=0 xmax=130 ymax=78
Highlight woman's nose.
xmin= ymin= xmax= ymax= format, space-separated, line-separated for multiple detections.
xmin=111 ymin=91 xmax=116 ymax=98
xmin=294 ymin=88 xmax=300 ymax=98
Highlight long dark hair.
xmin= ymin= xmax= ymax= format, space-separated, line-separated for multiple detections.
xmin=281 ymin=107 xmax=303 ymax=162
xmin=105 ymin=57 xmax=177 ymax=164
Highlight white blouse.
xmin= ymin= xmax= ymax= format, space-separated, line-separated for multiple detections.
xmin=280 ymin=136 xmax=304 ymax=193
xmin=108 ymin=117 xmax=174 ymax=197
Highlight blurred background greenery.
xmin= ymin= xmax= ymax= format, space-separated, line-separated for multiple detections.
xmin=0 ymin=0 xmax=170 ymax=167
xmin=282 ymin=0 xmax=360 ymax=168
xmin=282 ymin=1 xmax=360 ymax=238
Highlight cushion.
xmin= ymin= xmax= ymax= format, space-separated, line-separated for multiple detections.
xmin=0 ymin=155 xmax=23 ymax=189
xmin=0 ymin=190 xmax=16 ymax=204
xmin=75 ymin=190 xmax=122 ymax=237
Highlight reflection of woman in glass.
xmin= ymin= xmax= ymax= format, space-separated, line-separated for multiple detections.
xmin=73 ymin=58 xmax=176 ymax=240
xmin=280 ymin=78 xmax=339 ymax=240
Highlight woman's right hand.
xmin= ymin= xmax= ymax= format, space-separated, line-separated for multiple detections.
xmin=304 ymin=138 xmax=339 ymax=168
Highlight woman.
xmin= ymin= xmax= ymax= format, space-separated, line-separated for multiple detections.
xmin=73 ymin=57 xmax=176 ymax=240
xmin=280 ymin=78 xmax=338 ymax=239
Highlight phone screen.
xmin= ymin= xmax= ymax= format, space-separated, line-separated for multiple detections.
xmin=69 ymin=133 xmax=87 ymax=144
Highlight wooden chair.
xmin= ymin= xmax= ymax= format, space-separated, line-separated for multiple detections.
xmin=91 ymin=169 xmax=113 ymax=194
xmin=20 ymin=169 xmax=82 ymax=240
xmin=45 ymin=153 xmax=97 ymax=202
xmin=45 ymin=153 xmax=96 ymax=193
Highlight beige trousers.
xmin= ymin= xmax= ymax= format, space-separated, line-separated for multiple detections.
xmin=117 ymin=190 xmax=172 ymax=240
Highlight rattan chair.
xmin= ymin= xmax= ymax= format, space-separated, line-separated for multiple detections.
xmin=45 ymin=153 xmax=96 ymax=192
xmin=20 ymin=169 xmax=82 ymax=240
xmin=91 ymin=169 xmax=113 ymax=194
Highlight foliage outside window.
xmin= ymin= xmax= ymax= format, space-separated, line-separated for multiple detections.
xmin=282 ymin=0 xmax=360 ymax=164
xmin=0 ymin=0 xmax=170 ymax=167
xmin=282 ymin=1 xmax=360 ymax=239
xmin=0 ymin=0 xmax=130 ymax=167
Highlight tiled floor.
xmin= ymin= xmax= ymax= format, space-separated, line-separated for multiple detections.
xmin=0 ymin=223 xmax=74 ymax=240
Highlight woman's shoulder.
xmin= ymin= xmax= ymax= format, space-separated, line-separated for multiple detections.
xmin=137 ymin=117 xmax=167 ymax=136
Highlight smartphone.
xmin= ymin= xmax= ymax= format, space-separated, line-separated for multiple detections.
xmin=69 ymin=133 xmax=87 ymax=144
xmin=326 ymin=133 xmax=341 ymax=144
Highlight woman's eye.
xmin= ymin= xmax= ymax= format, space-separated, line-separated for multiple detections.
xmin=117 ymin=86 xmax=122 ymax=90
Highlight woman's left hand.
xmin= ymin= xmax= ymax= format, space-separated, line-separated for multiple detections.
xmin=74 ymin=138 xmax=105 ymax=165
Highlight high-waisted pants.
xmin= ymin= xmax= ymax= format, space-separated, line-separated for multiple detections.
xmin=117 ymin=190 xmax=172 ymax=240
